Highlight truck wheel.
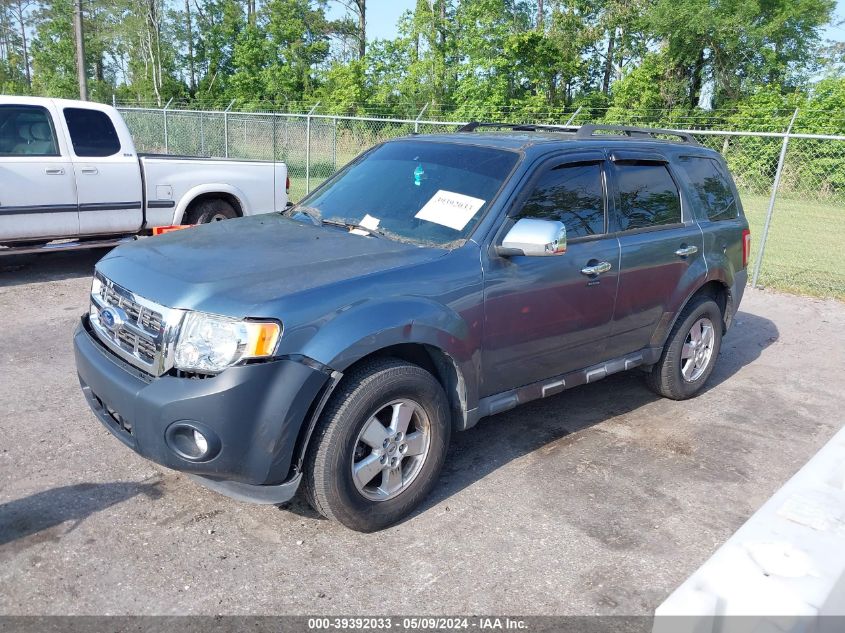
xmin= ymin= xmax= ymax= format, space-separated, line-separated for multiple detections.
xmin=303 ymin=358 xmax=451 ymax=532
xmin=646 ymin=296 xmax=723 ymax=400
xmin=185 ymin=198 xmax=237 ymax=224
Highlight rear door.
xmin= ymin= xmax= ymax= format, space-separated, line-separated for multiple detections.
xmin=607 ymin=151 xmax=706 ymax=357
xmin=0 ymin=103 xmax=78 ymax=241
xmin=481 ymin=153 xmax=620 ymax=396
xmin=62 ymin=106 xmax=143 ymax=236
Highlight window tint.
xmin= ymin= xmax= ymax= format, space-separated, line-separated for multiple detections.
xmin=614 ymin=162 xmax=681 ymax=230
xmin=0 ymin=105 xmax=59 ymax=157
xmin=63 ymin=108 xmax=121 ymax=157
xmin=680 ymin=156 xmax=738 ymax=222
xmin=518 ymin=162 xmax=605 ymax=238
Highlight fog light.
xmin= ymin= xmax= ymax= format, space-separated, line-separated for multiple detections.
xmin=165 ymin=422 xmax=221 ymax=462
xmin=193 ymin=429 xmax=208 ymax=455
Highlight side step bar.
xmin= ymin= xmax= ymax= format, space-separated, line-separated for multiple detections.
xmin=0 ymin=236 xmax=135 ymax=257
xmin=471 ymin=347 xmax=664 ymax=423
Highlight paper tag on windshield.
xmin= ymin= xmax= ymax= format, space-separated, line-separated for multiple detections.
xmin=360 ymin=214 xmax=380 ymax=230
xmin=350 ymin=213 xmax=380 ymax=235
xmin=415 ymin=190 xmax=486 ymax=231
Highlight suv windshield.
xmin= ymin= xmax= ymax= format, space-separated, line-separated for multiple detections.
xmin=285 ymin=140 xmax=519 ymax=247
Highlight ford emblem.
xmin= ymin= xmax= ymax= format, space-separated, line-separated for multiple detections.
xmin=100 ymin=306 xmax=126 ymax=332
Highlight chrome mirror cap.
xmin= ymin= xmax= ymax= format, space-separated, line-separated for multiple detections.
xmin=499 ymin=218 xmax=567 ymax=257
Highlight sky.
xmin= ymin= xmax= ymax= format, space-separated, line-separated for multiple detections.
xmin=328 ymin=0 xmax=845 ymax=44
xmin=326 ymin=0 xmax=420 ymax=41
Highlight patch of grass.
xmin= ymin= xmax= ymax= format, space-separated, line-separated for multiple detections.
xmin=285 ymin=179 xmax=844 ymax=301
xmin=741 ymin=193 xmax=844 ymax=301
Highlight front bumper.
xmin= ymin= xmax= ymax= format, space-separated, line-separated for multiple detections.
xmin=74 ymin=317 xmax=329 ymax=503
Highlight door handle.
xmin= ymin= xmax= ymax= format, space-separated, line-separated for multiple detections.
xmin=675 ymin=245 xmax=699 ymax=258
xmin=44 ymin=168 xmax=64 ymax=175
xmin=81 ymin=168 xmax=99 ymax=175
xmin=581 ymin=261 xmax=612 ymax=276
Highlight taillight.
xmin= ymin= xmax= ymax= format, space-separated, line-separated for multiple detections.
xmin=742 ymin=229 xmax=751 ymax=268
xmin=285 ymin=175 xmax=290 ymax=192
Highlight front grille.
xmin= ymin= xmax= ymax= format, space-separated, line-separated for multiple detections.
xmin=89 ymin=273 xmax=181 ymax=375
xmin=100 ymin=283 xmax=165 ymax=333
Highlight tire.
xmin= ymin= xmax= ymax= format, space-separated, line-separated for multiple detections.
xmin=303 ymin=358 xmax=451 ymax=532
xmin=185 ymin=198 xmax=237 ymax=224
xmin=646 ymin=296 xmax=723 ymax=400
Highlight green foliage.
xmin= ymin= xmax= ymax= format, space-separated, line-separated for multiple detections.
xmin=0 ymin=0 xmax=841 ymax=128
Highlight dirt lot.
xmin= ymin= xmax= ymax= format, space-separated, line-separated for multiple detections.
xmin=0 ymin=250 xmax=843 ymax=616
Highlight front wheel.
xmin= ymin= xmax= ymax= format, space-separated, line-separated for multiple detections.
xmin=303 ymin=358 xmax=450 ymax=532
xmin=646 ymin=296 xmax=723 ymax=400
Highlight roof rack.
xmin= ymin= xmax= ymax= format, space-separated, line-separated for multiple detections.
xmin=457 ymin=121 xmax=579 ymax=133
xmin=457 ymin=121 xmax=700 ymax=146
xmin=575 ymin=124 xmax=700 ymax=145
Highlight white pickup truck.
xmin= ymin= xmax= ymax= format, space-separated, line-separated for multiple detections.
xmin=0 ymin=96 xmax=288 ymax=251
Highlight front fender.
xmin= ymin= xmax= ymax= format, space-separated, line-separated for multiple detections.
xmin=297 ymin=296 xmax=482 ymax=411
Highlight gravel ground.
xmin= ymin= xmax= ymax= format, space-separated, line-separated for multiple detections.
xmin=0 ymin=250 xmax=843 ymax=616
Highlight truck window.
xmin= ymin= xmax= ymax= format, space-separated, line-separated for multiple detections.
xmin=613 ymin=162 xmax=681 ymax=231
xmin=63 ymin=108 xmax=121 ymax=157
xmin=679 ymin=156 xmax=738 ymax=222
xmin=0 ymin=105 xmax=59 ymax=157
xmin=517 ymin=162 xmax=606 ymax=238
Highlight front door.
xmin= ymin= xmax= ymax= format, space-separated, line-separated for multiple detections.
xmin=61 ymin=106 xmax=143 ymax=236
xmin=481 ymin=155 xmax=620 ymax=397
xmin=0 ymin=103 xmax=78 ymax=242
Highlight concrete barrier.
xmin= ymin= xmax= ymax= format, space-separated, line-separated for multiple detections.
xmin=653 ymin=425 xmax=845 ymax=632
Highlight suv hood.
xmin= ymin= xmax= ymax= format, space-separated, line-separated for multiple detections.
xmin=96 ymin=214 xmax=446 ymax=317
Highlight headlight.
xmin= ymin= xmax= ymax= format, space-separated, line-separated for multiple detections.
xmin=174 ymin=311 xmax=281 ymax=374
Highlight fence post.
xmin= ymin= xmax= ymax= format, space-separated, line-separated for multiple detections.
xmin=751 ymin=108 xmax=799 ymax=289
xmin=564 ymin=106 xmax=582 ymax=126
xmin=415 ymin=103 xmax=430 ymax=134
xmin=223 ymin=99 xmax=234 ymax=158
xmin=162 ymin=97 xmax=173 ymax=154
xmin=306 ymin=102 xmax=320 ymax=194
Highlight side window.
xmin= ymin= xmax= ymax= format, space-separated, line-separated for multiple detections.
xmin=614 ymin=162 xmax=682 ymax=231
xmin=0 ymin=105 xmax=59 ymax=157
xmin=517 ymin=162 xmax=606 ymax=238
xmin=680 ymin=156 xmax=738 ymax=222
xmin=63 ymin=108 xmax=121 ymax=157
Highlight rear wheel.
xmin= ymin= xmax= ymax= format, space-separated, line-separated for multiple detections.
xmin=185 ymin=198 xmax=237 ymax=224
xmin=646 ymin=296 xmax=723 ymax=400
xmin=303 ymin=358 xmax=450 ymax=532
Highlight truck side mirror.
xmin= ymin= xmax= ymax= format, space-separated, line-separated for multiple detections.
xmin=495 ymin=218 xmax=567 ymax=257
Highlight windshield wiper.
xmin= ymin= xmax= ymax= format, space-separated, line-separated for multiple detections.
xmin=321 ymin=219 xmax=386 ymax=238
xmin=284 ymin=205 xmax=321 ymax=225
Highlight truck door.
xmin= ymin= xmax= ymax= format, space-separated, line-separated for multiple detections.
xmin=0 ymin=103 xmax=78 ymax=242
xmin=62 ymin=106 xmax=143 ymax=236
xmin=481 ymin=154 xmax=620 ymax=397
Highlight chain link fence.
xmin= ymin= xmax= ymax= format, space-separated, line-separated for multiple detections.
xmin=117 ymin=105 xmax=845 ymax=301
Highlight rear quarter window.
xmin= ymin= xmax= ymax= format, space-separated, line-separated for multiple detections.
xmin=679 ymin=156 xmax=739 ymax=222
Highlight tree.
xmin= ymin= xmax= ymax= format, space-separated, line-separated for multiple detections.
xmin=648 ymin=0 xmax=835 ymax=108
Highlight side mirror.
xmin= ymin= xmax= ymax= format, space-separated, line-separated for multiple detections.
xmin=496 ymin=218 xmax=567 ymax=257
